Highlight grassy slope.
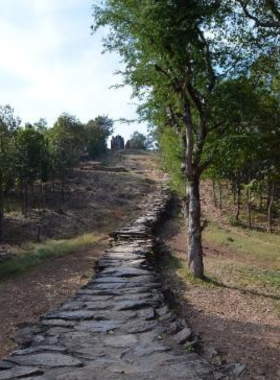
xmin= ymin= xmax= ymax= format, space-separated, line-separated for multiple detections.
xmin=204 ymin=222 xmax=280 ymax=294
xmin=0 ymin=150 xmax=158 ymax=281
xmin=0 ymin=234 xmax=104 ymax=280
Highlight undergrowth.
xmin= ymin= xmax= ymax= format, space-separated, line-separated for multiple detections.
xmin=0 ymin=234 xmax=103 ymax=281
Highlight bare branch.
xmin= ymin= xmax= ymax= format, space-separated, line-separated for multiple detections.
xmin=238 ymin=0 xmax=280 ymax=29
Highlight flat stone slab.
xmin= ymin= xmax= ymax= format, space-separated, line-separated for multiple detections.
xmin=95 ymin=275 xmax=154 ymax=284
xmin=124 ymin=320 xmax=158 ymax=334
xmin=75 ymin=320 xmax=123 ymax=333
xmin=45 ymin=310 xmax=95 ymax=320
xmin=7 ymin=353 xmax=82 ymax=368
xmin=174 ymin=327 xmax=192 ymax=345
xmin=115 ymin=299 xmax=158 ymax=311
xmin=0 ymin=366 xmax=43 ymax=380
xmin=104 ymin=334 xmax=138 ymax=347
xmin=101 ymin=267 xmax=150 ymax=277
xmin=41 ymin=319 xmax=75 ymax=328
xmin=12 ymin=346 xmax=66 ymax=356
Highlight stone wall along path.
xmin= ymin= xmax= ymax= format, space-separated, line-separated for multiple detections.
xmin=0 ymin=188 xmax=226 ymax=380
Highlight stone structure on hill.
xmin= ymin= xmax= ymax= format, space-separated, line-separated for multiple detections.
xmin=111 ymin=135 xmax=125 ymax=151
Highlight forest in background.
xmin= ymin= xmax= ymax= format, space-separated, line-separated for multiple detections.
xmin=0 ymin=106 xmax=114 ymax=239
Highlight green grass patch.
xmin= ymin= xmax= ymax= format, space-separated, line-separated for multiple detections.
xmin=165 ymin=253 xmax=218 ymax=288
xmin=204 ymin=222 xmax=280 ymax=268
xmin=0 ymin=233 xmax=102 ymax=281
xmin=239 ymin=268 xmax=280 ymax=290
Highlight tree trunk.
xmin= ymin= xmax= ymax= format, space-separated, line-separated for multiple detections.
xmin=24 ymin=183 xmax=28 ymax=218
xmin=235 ymin=185 xmax=241 ymax=221
xmin=233 ymin=181 xmax=236 ymax=205
xmin=182 ymin=195 xmax=189 ymax=219
xmin=212 ymin=180 xmax=217 ymax=207
xmin=20 ymin=182 xmax=25 ymax=215
xmin=40 ymin=180 xmax=45 ymax=212
xmin=267 ymin=181 xmax=275 ymax=233
xmin=246 ymin=188 xmax=252 ymax=229
xmin=61 ymin=178 xmax=64 ymax=202
xmin=30 ymin=183 xmax=34 ymax=210
xmin=218 ymin=181 xmax=223 ymax=209
xmin=186 ymin=176 xmax=204 ymax=279
xmin=0 ymin=180 xmax=3 ymax=241
xmin=235 ymin=176 xmax=241 ymax=221
xmin=183 ymin=101 xmax=204 ymax=279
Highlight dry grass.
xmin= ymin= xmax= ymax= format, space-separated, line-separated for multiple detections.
xmin=159 ymin=196 xmax=280 ymax=380
xmin=0 ymin=234 xmax=104 ymax=280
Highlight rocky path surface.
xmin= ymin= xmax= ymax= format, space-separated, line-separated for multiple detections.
xmin=0 ymin=188 xmax=225 ymax=380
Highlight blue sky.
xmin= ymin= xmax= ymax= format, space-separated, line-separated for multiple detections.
xmin=0 ymin=0 xmax=147 ymax=142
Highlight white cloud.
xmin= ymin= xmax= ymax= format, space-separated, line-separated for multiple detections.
xmin=0 ymin=0 xmax=147 ymax=140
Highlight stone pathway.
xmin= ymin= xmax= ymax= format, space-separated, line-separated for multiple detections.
xmin=0 ymin=188 xmax=226 ymax=380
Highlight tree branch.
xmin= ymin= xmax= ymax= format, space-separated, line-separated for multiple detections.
xmin=238 ymin=0 xmax=280 ymax=29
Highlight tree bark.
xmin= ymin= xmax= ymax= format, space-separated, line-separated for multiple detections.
xmin=218 ymin=181 xmax=223 ymax=209
xmin=235 ymin=185 xmax=241 ymax=221
xmin=212 ymin=179 xmax=217 ymax=207
xmin=267 ymin=181 xmax=275 ymax=233
xmin=24 ymin=183 xmax=28 ymax=218
xmin=40 ymin=180 xmax=46 ymax=212
xmin=0 ymin=179 xmax=3 ymax=241
xmin=246 ymin=187 xmax=252 ymax=229
xmin=235 ymin=175 xmax=241 ymax=221
xmin=187 ymin=176 xmax=204 ymax=278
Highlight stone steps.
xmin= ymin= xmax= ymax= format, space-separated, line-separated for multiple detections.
xmin=0 ymin=187 xmax=227 ymax=380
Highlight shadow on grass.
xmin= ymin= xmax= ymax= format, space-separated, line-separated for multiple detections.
xmin=162 ymin=250 xmax=280 ymax=302
xmin=159 ymin=251 xmax=280 ymax=379
xmin=203 ymin=276 xmax=280 ymax=301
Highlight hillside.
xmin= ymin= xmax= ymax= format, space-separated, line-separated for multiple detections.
xmin=159 ymin=181 xmax=280 ymax=380
xmin=0 ymin=150 xmax=160 ymax=358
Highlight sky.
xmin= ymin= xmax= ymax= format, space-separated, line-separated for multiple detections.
xmin=0 ymin=0 xmax=147 ymax=142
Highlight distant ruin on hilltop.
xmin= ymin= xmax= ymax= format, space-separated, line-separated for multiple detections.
xmin=111 ymin=135 xmax=125 ymax=151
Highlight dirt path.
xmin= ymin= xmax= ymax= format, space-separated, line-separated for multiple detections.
xmin=0 ymin=190 xmax=225 ymax=380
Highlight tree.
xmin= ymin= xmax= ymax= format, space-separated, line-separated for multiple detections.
xmin=92 ymin=0 xmax=250 ymax=278
xmin=205 ymin=67 xmax=280 ymax=232
xmin=14 ymin=124 xmax=44 ymax=215
xmin=128 ymin=131 xmax=150 ymax=150
xmin=0 ymin=105 xmax=20 ymax=238
xmin=236 ymin=0 xmax=280 ymax=30
xmin=48 ymin=113 xmax=85 ymax=199
xmin=85 ymin=116 xmax=113 ymax=158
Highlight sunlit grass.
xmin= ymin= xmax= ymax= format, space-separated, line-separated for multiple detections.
xmin=0 ymin=234 xmax=103 ymax=281
xmin=204 ymin=222 xmax=280 ymax=267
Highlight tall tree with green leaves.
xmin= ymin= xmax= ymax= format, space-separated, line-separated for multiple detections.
xmin=85 ymin=116 xmax=114 ymax=158
xmin=48 ymin=113 xmax=85 ymax=199
xmin=128 ymin=131 xmax=150 ymax=150
xmin=0 ymin=105 xmax=20 ymax=238
xmin=92 ymin=0 xmax=250 ymax=278
xmin=14 ymin=124 xmax=45 ymax=215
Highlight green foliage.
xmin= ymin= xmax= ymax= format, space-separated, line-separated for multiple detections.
xmin=48 ymin=113 xmax=85 ymax=185
xmin=158 ymin=128 xmax=185 ymax=196
xmin=0 ymin=106 xmax=116 ymax=239
xmin=14 ymin=124 xmax=44 ymax=186
xmin=128 ymin=131 xmax=151 ymax=150
xmin=92 ymin=0 xmax=280 ymax=277
xmin=85 ymin=116 xmax=114 ymax=158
